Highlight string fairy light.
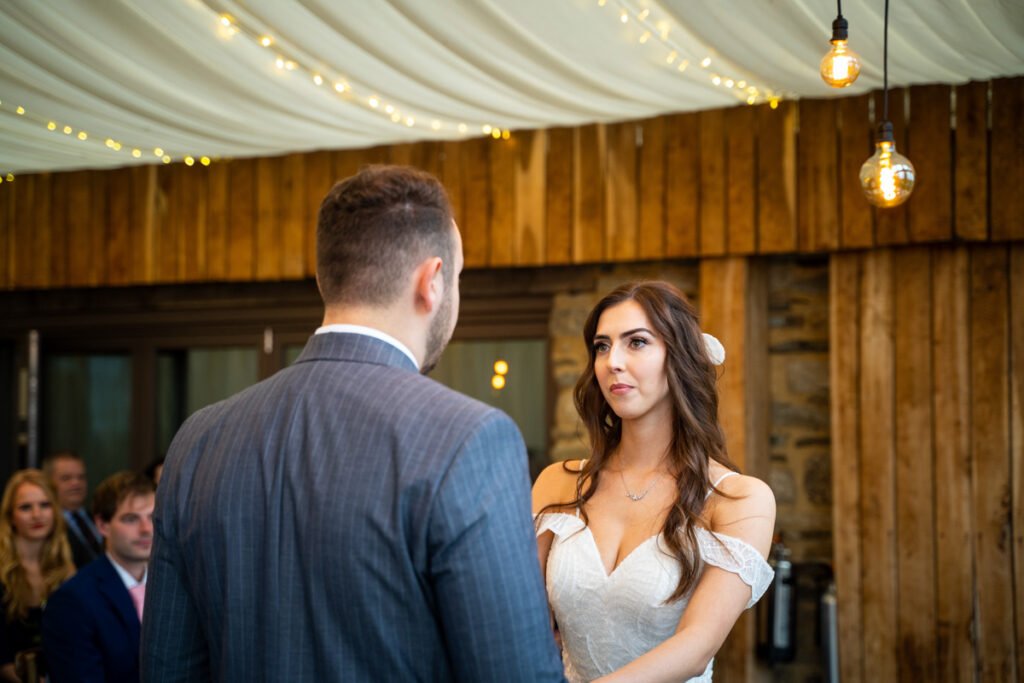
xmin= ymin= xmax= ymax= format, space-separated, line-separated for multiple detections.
xmin=597 ymin=0 xmax=787 ymax=105
xmin=207 ymin=7 xmax=510 ymax=142
xmin=0 ymin=98 xmax=216 ymax=174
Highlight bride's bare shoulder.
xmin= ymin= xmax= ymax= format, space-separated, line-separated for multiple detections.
xmin=532 ymin=459 xmax=586 ymax=514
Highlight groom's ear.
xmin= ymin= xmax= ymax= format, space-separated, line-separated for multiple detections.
xmin=412 ymin=256 xmax=444 ymax=314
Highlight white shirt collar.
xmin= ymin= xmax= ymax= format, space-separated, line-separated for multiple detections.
xmin=107 ymin=552 xmax=146 ymax=590
xmin=314 ymin=324 xmax=419 ymax=369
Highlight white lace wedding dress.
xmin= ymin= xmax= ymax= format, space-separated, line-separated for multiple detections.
xmin=536 ymin=505 xmax=773 ymax=683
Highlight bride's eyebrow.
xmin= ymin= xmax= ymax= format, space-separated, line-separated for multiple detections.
xmin=593 ymin=327 xmax=655 ymax=341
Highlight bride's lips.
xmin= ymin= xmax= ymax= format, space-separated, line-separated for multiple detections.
xmin=609 ymin=383 xmax=632 ymax=395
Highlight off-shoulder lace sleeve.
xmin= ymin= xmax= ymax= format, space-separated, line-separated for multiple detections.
xmin=695 ymin=528 xmax=774 ymax=609
xmin=534 ymin=512 xmax=585 ymax=538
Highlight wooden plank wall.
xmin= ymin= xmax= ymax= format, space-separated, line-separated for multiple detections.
xmin=1 ymin=77 xmax=1021 ymax=291
xmin=830 ymin=242 xmax=1024 ymax=683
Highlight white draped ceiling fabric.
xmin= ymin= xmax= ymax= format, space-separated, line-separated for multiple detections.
xmin=1 ymin=0 xmax=1022 ymax=174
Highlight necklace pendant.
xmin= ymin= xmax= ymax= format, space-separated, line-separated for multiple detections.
xmin=625 ymin=491 xmax=646 ymax=502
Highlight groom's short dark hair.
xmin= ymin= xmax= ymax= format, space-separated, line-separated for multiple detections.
xmin=316 ymin=165 xmax=454 ymax=307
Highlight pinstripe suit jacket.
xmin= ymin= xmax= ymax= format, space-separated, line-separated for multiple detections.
xmin=140 ymin=332 xmax=565 ymax=682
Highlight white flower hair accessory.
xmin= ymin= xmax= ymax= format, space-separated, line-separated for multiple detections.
xmin=702 ymin=333 xmax=726 ymax=366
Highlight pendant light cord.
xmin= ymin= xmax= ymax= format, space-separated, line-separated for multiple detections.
xmin=837 ymin=0 xmax=843 ymax=17
xmin=883 ymin=0 xmax=890 ymax=121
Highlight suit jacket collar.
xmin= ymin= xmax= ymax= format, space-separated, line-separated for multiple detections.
xmin=94 ymin=555 xmax=142 ymax=633
xmin=295 ymin=331 xmax=420 ymax=373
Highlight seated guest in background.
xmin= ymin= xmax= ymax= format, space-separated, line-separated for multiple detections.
xmin=0 ymin=470 xmax=75 ymax=683
xmin=42 ymin=471 xmax=155 ymax=683
xmin=143 ymin=457 xmax=164 ymax=488
xmin=43 ymin=451 xmax=103 ymax=568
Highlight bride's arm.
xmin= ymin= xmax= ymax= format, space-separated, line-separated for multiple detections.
xmin=595 ymin=475 xmax=776 ymax=683
xmin=532 ymin=461 xmax=582 ymax=640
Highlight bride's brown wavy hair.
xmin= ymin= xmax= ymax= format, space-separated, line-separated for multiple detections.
xmin=546 ymin=280 xmax=737 ymax=602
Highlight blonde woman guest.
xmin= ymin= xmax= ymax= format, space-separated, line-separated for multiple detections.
xmin=0 ymin=470 xmax=74 ymax=682
xmin=534 ymin=281 xmax=776 ymax=683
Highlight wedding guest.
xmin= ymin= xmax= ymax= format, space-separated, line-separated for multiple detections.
xmin=43 ymin=452 xmax=103 ymax=568
xmin=0 ymin=470 xmax=74 ymax=683
xmin=43 ymin=471 xmax=155 ymax=683
xmin=533 ymin=281 xmax=776 ymax=682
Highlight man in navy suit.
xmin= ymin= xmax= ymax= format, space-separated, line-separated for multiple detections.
xmin=43 ymin=471 xmax=155 ymax=683
xmin=140 ymin=165 xmax=565 ymax=682
xmin=44 ymin=450 xmax=104 ymax=568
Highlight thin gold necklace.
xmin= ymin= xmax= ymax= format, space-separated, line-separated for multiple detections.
xmin=620 ymin=469 xmax=665 ymax=502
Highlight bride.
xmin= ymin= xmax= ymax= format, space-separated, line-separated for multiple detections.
xmin=533 ymin=281 xmax=776 ymax=683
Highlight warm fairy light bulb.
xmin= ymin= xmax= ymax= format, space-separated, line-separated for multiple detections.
xmin=491 ymin=128 xmax=501 ymax=139
xmin=482 ymin=124 xmax=492 ymax=134
xmin=859 ymin=123 xmax=915 ymax=207
xmin=154 ymin=147 xmax=164 ymax=157
xmin=820 ymin=39 xmax=861 ymax=88
xmin=184 ymin=156 xmax=195 ymax=166
xmin=700 ymin=57 xmax=711 ymax=68
xmin=431 ymin=120 xmax=441 ymax=130
xmin=62 ymin=126 xmax=72 ymax=135
xmin=259 ymin=35 xmax=273 ymax=47
xmin=368 ymin=97 xmax=379 ymax=108
xmin=77 ymin=131 xmax=87 ymax=140
xmin=47 ymin=121 xmax=56 ymax=131
xmin=15 ymin=106 xmax=25 ymax=115
xmin=313 ymin=74 xmax=323 ymax=86
xmin=200 ymin=156 xmax=211 ymax=166
xmin=493 ymin=360 xmax=509 ymax=375
xmin=501 ymin=129 xmax=510 ymax=140
xmin=132 ymin=149 xmax=142 ymax=158
xmin=161 ymin=155 xmax=171 ymax=164
xmin=491 ymin=374 xmax=506 ymax=390
xmin=457 ymin=123 xmax=468 ymax=134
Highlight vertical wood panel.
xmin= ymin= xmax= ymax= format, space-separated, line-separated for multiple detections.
xmin=513 ymin=130 xmax=546 ymax=266
xmin=970 ymin=246 xmax=1016 ymax=683
xmin=665 ymin=112 xmax=699 ymax=257
xmin=441 ymin=141 xmax=467 ymax=242
xmin=107 ymin=168 xmax=131 ymax=285
xmin=830 ymin=252 xmax=863 ymax=683
xmin=908 ymin=85 xmax=953 ymax=242
xmin=638 ymin=117 xmax=666 ymax=259
xmin=90 ymin=172 xmax=109 ymax=285
xmin=838 ymin=95 xmax=874 ymax=249
xmin=489 ymin=137 xmax=515 ymax=267
xmin=757 ymin=101 xmax=797 ymax=254
xmin=180 ymin=167 xmax=206 ymax=281
xmin=954 ymin=81 xmax=988 ymax=240
xmin=874 ymin=88 xmax=910 ymax=245
xmin=227 ymin=160 xmax=255 ymax=280
xmin=1010 ymin=244 xmax=1024 ymax=683
xmin=725 ymin=106 xmax=756 ymax=254
xmin=932 ymin=246 xmax=975 ymax=683
xmin=49 ymin=172 xmax=68 ymax=287
xmin=461 ymin=138 xmax=491 ymax=268
xmin=206 ymin=162 xmax=229 ymax=281
xmin=699 ymin=256 xmax=768 ymax=683
xmin=153 ymin=166 xmax=176 ymax=283
xmin=605 ymin=122 xmax=637 ymax=261
xmin=893 ymin=247 xmax=937 ymax=681
xmin=698 ymin=109 xmax=726 ymax=255
xmin=991 ymin=77 xmax=1024 ymax=241
xmin=859 ymin=248 xmax=898 ymax=682
xmin=0 ymin=186 xmax=10 ymax=288
xmin=545 ymin=128 xmax=573 ymax=265
xmin=255 ymin=156 xmax=282 ymax=279
xmin=129 ymin=165 xmax=156 ymax=284
xmin=797 ymin=99 xmax=839 ymax=251
xmin=32 ymin=174 xmax=52 ymax=288
xmin=573 ymin=124 xmax=605 ymax=263
xmin=280 ymin=153 xmax=306 ymax=278
xmin=304 ymin=151 xmax=333 ymax=278
xmin=66 ymin=171 xmax=93 ymax=286
xmin=12 ymin=175 xmax=34 ymax=287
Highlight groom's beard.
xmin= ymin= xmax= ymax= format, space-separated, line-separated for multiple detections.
xmin=421 ymin=287 xmax=454 ymax=375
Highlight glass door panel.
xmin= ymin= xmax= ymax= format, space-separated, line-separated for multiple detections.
xmin=430 ymin=339 xmax=548 ymax=478
xmin=156 ymin=347 xmax=259 ymax=455
xmin=43 ymin=353 xmax=133 ymax=494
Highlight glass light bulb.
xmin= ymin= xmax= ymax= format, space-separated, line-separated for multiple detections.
xmin=820 ymin=40 xmax=861 ymax=88
xmin=859 ymin=140 xmax=916 ymax=208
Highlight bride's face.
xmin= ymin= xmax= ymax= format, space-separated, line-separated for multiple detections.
xmin=592 ymin=300 xmax=671 ymax=423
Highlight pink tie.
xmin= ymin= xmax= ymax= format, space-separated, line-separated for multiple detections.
xmin=129 ymin=584 xmax=145 ymax=621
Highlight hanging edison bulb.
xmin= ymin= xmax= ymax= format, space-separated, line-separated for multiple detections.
xmin=859 ymin=122 xmax=915 ymax=207
xmin=820 ymin=13 xmax=860 ymax=88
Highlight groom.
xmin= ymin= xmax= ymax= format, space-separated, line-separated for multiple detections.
xmin=140 ymin=166 xmax=565 ymax=682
